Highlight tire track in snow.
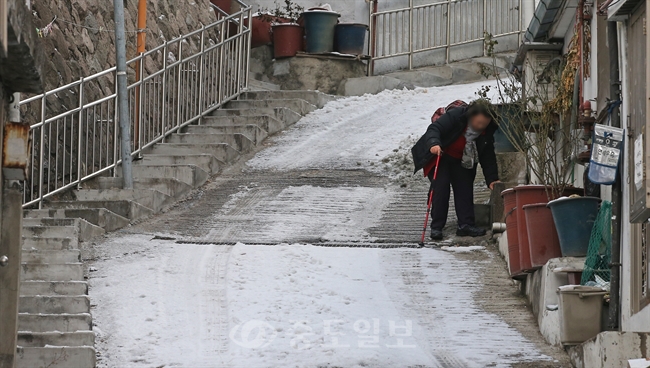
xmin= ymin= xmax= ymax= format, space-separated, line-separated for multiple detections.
xmin=380 ymin=250 xmax=472 ymax=367
xmin=198 ymin=244 xmax=232 ymax=364
xmin=380 ymin=249 xmax=551 ymax=368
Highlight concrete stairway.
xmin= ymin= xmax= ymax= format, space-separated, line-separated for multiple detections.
xmin=17 ymin=219 xmax=98 ymax=367
xmin=15 ymin=88 xmax=336 ymax=367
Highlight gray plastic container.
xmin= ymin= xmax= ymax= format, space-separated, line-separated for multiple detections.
xmin=558 ymin=285 xmax=607 ymax=345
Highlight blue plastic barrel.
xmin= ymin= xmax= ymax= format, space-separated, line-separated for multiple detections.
xmin=494 ymin=130 xmax=518 ymax=152
xmin=547 ymin=196 xmax=600 ymax=257
xmin=335 ymin=23 xmax=368 ymax=55
xmin=494 ymin=103 xmax=522 ymax=153
xmin=302 ymin=10 xmax=340 ymax=53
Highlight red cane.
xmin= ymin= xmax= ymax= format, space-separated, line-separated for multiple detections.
xmin=419 ymin=154 xmax=442 ymax=247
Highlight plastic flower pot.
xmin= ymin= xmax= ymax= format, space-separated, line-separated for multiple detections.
xmin=523 ymin=203 xmax=562 ymax=269
xmin=501 ymin=188 xmax=522 ymax=276
xmin=514 ymin=185 xmax=584 ymax=272
xmin=302 ymin=10 xmax=340 ymax=53
xmin=548 ymin=196 xmax=601 ymax=257
xmin=514 ymin=185 xmax=552 ymax=272
xmin=248 ymin=15 xmax=290 ymax=48
xmin=272 ymin=23 xmax=304 ymax=58
xmin=335 ymin=23 xmax=369 ymax=55
xmin=211 ymin=0 xmax=232 ymax=14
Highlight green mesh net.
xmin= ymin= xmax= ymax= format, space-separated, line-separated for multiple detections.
xmin=581 ymin=201 xmax=612 ymax=287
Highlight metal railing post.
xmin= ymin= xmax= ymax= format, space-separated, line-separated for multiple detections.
xmin=409 ymin=0 xmax=414 ymax=70
xmin=161 ymin=42 xmax=168 ymax=142
xmin=113 ymin=73 xmax=119 ymax=177
xmin=446 ymin=0 xmax=451 ymax=63
xmin=137 ymin=55 xmax=144 ymax=155
xmin=234 ymin=16 xmax=241 ymax=95
xmin=197 ymin=26 xmax=206 ymax=124
xmin=483 ymin=0 xmax=488 ymax=56
xmin=218 ymin=21 xmax=226 ymax=104
xmin=76 ymin=78 xmax=84 ymax=189
xmin=38 ymin=97 xmax=45 ymax=208
xmin=368 ymin=0 xmax=373 ymax=76
xmin=518 ymin=0 xmax=523 ymax=45
xmin=176 ymin=40 xmax=183 ymax=131
xmin=246 ymin=7 xmax=252 ymax=89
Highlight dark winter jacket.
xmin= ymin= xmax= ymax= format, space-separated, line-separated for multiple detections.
xmin=411 ymin=106 xmax=500 ymax=187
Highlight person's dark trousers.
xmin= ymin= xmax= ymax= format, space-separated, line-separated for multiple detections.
xmin=428 ymin=155 xmax=477 ymax=231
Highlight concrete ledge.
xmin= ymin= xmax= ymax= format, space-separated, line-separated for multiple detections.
xmin=338 ymin=76 xmax=415 ymax=96
xmin=568 ymin=332 xmax=650 ymax=368
xmin=525 ymin=257 xmax=586 ymax=347
xmin=249 ymin=46 xmax=367 ymax=94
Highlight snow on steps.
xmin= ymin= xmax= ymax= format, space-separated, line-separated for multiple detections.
xmin=16 ymin=89 xmax=335 ymax=368
xmin=18 ymin=219 xmax=95 ymax=368
xmin=17 ymin=346 xmax=96 ymax=368
xmin=247 ymin=77 xmax=281 ymax=91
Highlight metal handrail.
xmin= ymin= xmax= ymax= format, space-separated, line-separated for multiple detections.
xmin=368 ymin=0 xmax=525 ymax=74
xmin=21 ymin=2 xmax=252 ymax=208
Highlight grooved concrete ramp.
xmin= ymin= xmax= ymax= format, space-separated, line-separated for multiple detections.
xmin=89 ymin=82 xmax=570 ymax=368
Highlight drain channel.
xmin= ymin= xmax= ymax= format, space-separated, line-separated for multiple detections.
xmin=172 ymin=239 xmax=422 ymax=249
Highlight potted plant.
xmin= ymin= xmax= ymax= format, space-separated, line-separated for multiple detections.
xmin=480 ymin=32 xmax=592 ymax=273
xmin=248 ymin=1 xmax=304 ymax=54
xmin=269 ymin=0 xmax=305 ymax=58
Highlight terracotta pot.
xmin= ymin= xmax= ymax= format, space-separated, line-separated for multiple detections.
xmin=515 ymin=185 xmax=585 ymax=272
xmin=210 ymin=0 xmax=232 ymax=14
xmin=272 ymin=23 xmax=304 ymax=58
xmin=523 ymin=203 xmax=562 ymax=269
xmin=501 ymin=188 xmax=522 ymax=276
xmin=515 ymin=186 xmax=551 ymax=272
xmin=248 ymin=15 xmax=290 ymax=48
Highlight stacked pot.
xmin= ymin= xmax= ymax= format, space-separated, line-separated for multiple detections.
xmin=501 ymin=185 xmax=600 ymax=277
xmin=247 ymin=9 xmax=369 ymax=59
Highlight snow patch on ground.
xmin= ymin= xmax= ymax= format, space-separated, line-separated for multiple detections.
xmin=440 ymin=245 xmax=486 ymax=253
xmin=204 ymin=185 xmax=394 ymax=243
xmin=92 ymin=240 xmax=550 ymax=367
xmin=247 ymin=81 xmax=499 ymax=175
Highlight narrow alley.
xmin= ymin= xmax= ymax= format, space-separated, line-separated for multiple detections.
xmin=88 ymin=82 xmax=570 ymax=368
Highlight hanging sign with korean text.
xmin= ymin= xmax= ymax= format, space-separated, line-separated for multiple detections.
xmin=588 ymin=124 xmax=625 ymax=185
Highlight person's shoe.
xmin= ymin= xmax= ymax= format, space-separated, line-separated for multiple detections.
xmin=456 ymin=225 xmax=486 ymax=237
xmin=430 ymin=229 xmax=443 ymax=240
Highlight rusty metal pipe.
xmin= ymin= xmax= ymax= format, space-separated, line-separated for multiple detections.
xmin=134 ymin=0 xmax=147 ymax=152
